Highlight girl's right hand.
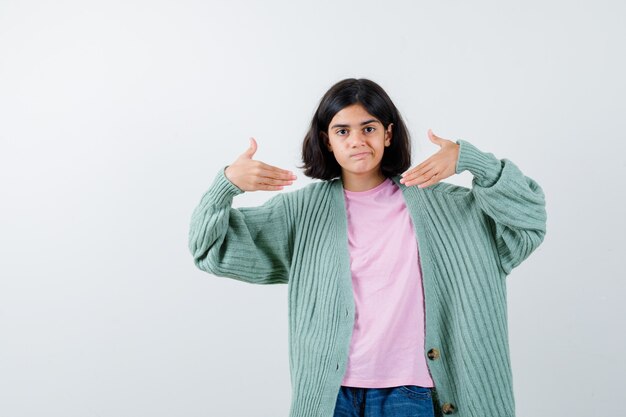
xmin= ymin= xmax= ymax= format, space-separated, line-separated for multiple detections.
xmin=224 ymin=137 xmax=297 ymax=192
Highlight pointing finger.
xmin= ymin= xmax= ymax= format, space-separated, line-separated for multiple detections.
xmin=259 ymin=164 xmax=298 ymax=180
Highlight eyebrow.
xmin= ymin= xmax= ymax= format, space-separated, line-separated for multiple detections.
xmin=330 ymin=119 xmax=380 ymax=129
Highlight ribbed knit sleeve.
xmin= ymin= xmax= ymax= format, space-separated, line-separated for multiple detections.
xmin=455 ymin=139 xmax=547 ymax=275
xmin=188 ymin=166 xmax=292 ymax=284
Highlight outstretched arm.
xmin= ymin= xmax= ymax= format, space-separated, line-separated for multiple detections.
xmin=188 ymin=137 xmax=297 ymax=284
xmin=400 ymin=129 xmax=547 ymax=275
xmin=188 ymin=166 xmax=293 ymax=284
xmin=453 ymin=139 xmax=547 ymax=274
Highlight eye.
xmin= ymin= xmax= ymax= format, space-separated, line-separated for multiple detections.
xmin=337 ymin=129 xmax=348 ymax=135
xmin=364 ymin=126 xmax=375 ymax=133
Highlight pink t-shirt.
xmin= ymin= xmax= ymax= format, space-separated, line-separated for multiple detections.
xmin=340 ymin=177 xmax=435 ymax=388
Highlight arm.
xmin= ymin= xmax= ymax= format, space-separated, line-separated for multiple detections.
xmin=188 ymin=166 xmax=292 ymax=285
xmin=455 ymin=139 xmax=547 ymax=275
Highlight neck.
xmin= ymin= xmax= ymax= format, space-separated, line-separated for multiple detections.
xmin=341 ymin=171 xmax=387 ymax=192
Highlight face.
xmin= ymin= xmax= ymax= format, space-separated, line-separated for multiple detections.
xmin=324 ymin=103 xmax=393 ymax=183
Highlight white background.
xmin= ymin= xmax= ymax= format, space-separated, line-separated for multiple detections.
xmin=1 ymin=1 xmax=624 ymax=416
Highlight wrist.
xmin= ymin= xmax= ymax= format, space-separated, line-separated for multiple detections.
xmin=224 ymin=165 xmax=233 ymax=181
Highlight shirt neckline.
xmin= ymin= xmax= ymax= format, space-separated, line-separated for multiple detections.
xmin=343 ymin=177 xmax=392 ymax=197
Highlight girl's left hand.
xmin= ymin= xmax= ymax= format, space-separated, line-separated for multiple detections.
xmin=399 ymin=129 xmax=460 ymax=188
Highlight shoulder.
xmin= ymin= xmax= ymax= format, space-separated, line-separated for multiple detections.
xmin=278 ymin=178 xmax=336 ymax=208
xmin=425 ymin=181 xmax=472 ymax=199
xmin=391 ymin=174 xmax=471 ymax=200
xmin=284 ymin=178 xmax=335 ymax=197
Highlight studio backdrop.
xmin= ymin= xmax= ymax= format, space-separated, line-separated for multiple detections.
xmin=0 ymin=1 xmax=624 ymax=416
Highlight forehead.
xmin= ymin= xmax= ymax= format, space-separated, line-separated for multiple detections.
xmin=329 ymin=104 xmax=380 ymax=126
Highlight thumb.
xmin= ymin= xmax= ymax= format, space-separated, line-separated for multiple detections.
xmin=240 ymin=137 xmax=258 ymax=159
xmin=428 ymin=128 xmax=444 ymax=145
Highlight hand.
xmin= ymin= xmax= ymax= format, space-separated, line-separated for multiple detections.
xmin=224 ymin=137 xmax=297 ymax=192
xmin=399 ymin=129 xmax=460 ymax=188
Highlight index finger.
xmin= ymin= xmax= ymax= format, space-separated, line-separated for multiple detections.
xmin=259 ymin=163 xmax=297 ymax=179
xmin=402 ymin=158 xmax=430 ymax=177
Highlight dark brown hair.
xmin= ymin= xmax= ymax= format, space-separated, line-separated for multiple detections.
xmin=299 ymin=78 xmax=412 ymax=180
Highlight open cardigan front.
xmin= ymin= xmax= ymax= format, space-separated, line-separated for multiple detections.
xmin=188 ymin=139 xmax=548 ymax=417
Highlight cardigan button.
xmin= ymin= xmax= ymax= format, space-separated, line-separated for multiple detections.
xmin=427 ymin=348 xmax=440 ymax=360
xmin=441 ymin=402 xmax=456 ymax=414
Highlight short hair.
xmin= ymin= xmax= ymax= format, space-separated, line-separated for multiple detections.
xmin=299 ymin=78 xmax=412 ymax=180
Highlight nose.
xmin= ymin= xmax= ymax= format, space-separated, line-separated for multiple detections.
xmin=348 ymin=131 xmax=367 ymax=147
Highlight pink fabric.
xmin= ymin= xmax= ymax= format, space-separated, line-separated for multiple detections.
xmin=340 ymin=177 xmax=435 ymax=388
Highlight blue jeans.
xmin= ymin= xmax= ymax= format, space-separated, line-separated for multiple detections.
xmin=333 ymin=385 xmax=437 ymax=417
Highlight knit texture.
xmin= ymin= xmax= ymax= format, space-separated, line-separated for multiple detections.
xmin=188 ymin=139 xmax=547 ymax=417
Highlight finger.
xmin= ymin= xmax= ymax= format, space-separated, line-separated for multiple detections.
xmin=241 ymin=137 xmax=258 ymax=159
xmin=401 ymin=166 xmax=415 ymax=178
xmin=428 ymin=135 xmax=441 ymax=147
xmin=257 ymin=169 xmax=297 ymax=185
xmin=428 ymin=128 xmax=448 ymax=146
xmin=417 ymin=174 xmax=439 ymax=188
xmin=403 ymin=172 xmax=439 ymax=189
xmin=256 ymin=176 xmax=295 ymax=186
xmin=401 ymin=159 xmax=431 ymax=177
xmin=401 ymin=163 xmax=417 ymax=177
xmin=257 ymin=163 xmax=298 ymax=180
xmin=404 ymin=169 xmax=437 ymax=187
xmin=256 ymin=183 xmax=288 ymax=191
xmin=402 ymin=162 xmax=436 ymax=184
xmin=244 ymin=166 xmax=295 ymax=187
xmin=414 ymin=161 xmax=436 ymax=178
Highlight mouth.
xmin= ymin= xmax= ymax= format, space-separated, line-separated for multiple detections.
xmin=351 ymin=152 xmax=371 ymax=158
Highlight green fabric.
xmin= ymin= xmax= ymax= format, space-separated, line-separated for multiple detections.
xmin=188 ymin=139 xmax=547 ymax=417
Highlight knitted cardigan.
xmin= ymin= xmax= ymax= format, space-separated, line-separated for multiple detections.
xmin=188 ymin=139 xmax=547 ymax=417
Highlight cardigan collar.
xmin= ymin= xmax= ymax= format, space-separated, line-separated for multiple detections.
xmin=329 ymin=172 xmax=434 ymax=325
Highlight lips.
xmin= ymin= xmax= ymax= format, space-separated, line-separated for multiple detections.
xmin=351 ymin=152 xmax=370 ymax=158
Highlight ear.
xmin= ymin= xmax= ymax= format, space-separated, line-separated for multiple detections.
xmin=320 ymin=131 xmax=332 ymax=152
xmin=385 ymin=123 xmax=393 ymax=146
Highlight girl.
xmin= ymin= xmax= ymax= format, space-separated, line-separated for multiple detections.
xmin=188 ymin=78 xmax=547 ymax=417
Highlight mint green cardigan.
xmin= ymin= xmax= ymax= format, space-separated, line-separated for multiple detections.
xmin=188 ymin=139 xmax=547 ymax=417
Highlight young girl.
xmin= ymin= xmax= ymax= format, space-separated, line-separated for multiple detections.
xmin=188 ymin=78 xmax=547 ymax=417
